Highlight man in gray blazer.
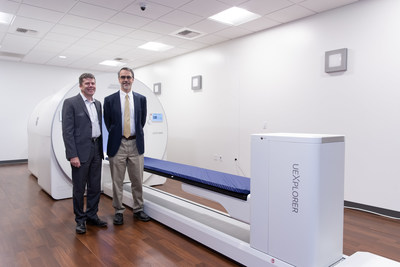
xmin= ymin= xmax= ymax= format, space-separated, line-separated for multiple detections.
xmin=104 ymin=67 xmax=149 ymax=225
xmin=62 ymin=73 xmax=107 ymax=234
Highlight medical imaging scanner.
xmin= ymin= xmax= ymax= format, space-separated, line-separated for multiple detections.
xmin=28 ymin=75 xmax=400 ymax=267
xmin=28 ymin=73 xmax=168 ymax=200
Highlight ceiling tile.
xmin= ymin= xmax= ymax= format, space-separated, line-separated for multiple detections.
xmin=8 ymin=16 xmax=54 ymax=37
xmin=179 ymin=0 xmax=230 ymax=17
xmin=91 ymin=45 xmax=132 ymax=58
xmin=73 ymin=38 xmax=107 ymax=50
xmin=0 ymin=24 xmax=9 ymax=33
xmin=17 ymin=4 xmax=64 ymax=22
xmin=85 ymin=31 xmax=120 ymax=43
xmin=128 ymin=29 xmax=163 ymax=41
xmin=47 ymin=55 xmax=80 ymax=67
xmin=50 ymin=24 xmax=89 ymax=37
xmin=188 ymin=19 xmax=229 ymax=34
xmin=59 ymin=14 xmax=103 ymax=30
xmin=217 ymin=0 xmax=248 ymax=5
xmin=44 ymin=32 xmax=79 ymax=44
xmin=22 ymin=50 xmax=58 ymax=64
xmin=141 ymin=20 xmax=180 ymax=35
xmin=67 ymin=55 xmax=105 ymax=68
xmin=113 ymin=36 xmax=150 ymax=46
xmin=61 ymin=44 xmax=98 ymax=57
xmin=21 ymin=0 xmax=77 ymax=13
xmin=299 ymin=0 xmax=359 ymax=13
xmin=177 ymin=40 xmax=208 ymax=50
xmin=214 ymin=27 xmax=253 ymax=40
xmin=194 ymin=34 xmax=229 ymax=45
xmin=34 ymin=38 xmax=70 ymax=52
xmin=79 ymin=0 xmax=134 ymax=11
xmin=108 ymin=12 xmax=152 ymax=28
xmin=69 ymin=2 xmax=117 ymax=21
xmin=147 ymin=0 xmax=193 ymax=9
xmin=267 ymin=4 xmax=315 ymax=23
xmin=239 ymin=0 xmax=293 ymax=16
xmin=165 ymin=46 xmax=194 ymax=56
xmin=95 ymin=22 xmax=134 ymax=36
xmin=122 ymin=49 xmax=153 ymax=60
xmin=158 ymin=10 xmax=203 ymax=26
xmin=1 ymin=33 xmax=40 ymax=54
xmin=239 ymin=16 xmax=281 ymax=32
xmin=124 ymin=1 xmax=174 ymax=19
xmin=154 ymin=35 xmax=187 ymax=46
xmin=0 ymin=0 xmax=20 ymax=13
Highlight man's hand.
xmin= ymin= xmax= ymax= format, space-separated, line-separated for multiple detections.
xmin=70 ymin=157 xmax=81 ymax=168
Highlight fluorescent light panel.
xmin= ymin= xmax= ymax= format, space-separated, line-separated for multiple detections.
xmin=138 ymin=42 xmax=173 ymax=52
xmin=209 ymin=7 xmax=261 ymax=26
xmin=0 ymin=11 xmax=15 ymax=25
xmin=99 ymin=60 xmax=126 ymax=67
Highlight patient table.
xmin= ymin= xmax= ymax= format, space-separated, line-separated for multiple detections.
xmin=102 ymin=133 xmax=400 ymax=267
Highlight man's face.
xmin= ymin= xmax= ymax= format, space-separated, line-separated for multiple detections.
xmin=119 ymin=69 xmax=134 ymax=92
xmin=80 ymin=78 xmax=96 ymax=99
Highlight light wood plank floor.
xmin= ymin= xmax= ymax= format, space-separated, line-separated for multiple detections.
xmin=1 ymin=163 xmax=400 ymax=266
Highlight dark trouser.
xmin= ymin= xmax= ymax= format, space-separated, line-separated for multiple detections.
xmin=71 ymin=140 xmax=102 ymax=224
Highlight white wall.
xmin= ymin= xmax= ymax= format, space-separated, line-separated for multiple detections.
xmin=0 ymin=61 xmax=99 ymax=161
xmin=136 ymin=0 xmax=400 ymax=212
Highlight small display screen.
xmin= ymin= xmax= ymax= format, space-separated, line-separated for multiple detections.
xmin=151 ymin=113 xmax=163 ymax=122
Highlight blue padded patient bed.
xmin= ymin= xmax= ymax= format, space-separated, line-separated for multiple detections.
xmin=144 ymin=157 xmax=250 ymax=200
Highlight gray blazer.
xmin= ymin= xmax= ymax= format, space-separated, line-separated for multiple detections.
xmin=62 ymin=94 xmax=103 ymax=162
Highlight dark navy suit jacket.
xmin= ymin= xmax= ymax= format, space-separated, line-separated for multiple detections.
xmin=103 ymin=90 xmax=147 ymax=157
xmin=62 ymin=94 xmax=104 ymax=162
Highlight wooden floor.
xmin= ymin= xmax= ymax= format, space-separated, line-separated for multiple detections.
xmin=0 ymin=164 xmax=400 ymax=266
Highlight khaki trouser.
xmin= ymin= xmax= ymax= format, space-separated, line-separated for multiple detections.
xmin=109 ymin=138 xmax=144 ymax=213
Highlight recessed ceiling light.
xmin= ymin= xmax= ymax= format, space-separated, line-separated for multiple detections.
xmin=0 ymin=11 xmax=15 ymax=25
xmin=138 ymin=42 xmax=173 ymax=52
xmin=58 ymin=55 xmax=67 ymax=59
xmin=99 ymin=60 xmax=126 ymax=67
xmin=209 ymin=7 xmax=261 ymax=26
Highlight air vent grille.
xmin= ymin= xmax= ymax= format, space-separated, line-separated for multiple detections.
xmin=0 ymin=51 xmax=25 ymax=60
xmin=170 ymin=28 xmax=204 ymax=40
xmin=16 ymin=27 xmax=38 ymax=35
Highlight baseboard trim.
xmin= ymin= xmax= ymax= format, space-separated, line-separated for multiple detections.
xmin=0 ymin=159 xmax=28 ymax=165
xmin=345 ymin=200 xmax=400 ymax=219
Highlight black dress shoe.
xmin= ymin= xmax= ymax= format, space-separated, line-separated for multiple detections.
xmin=76 ymin=222 xmax=86 ymax=234
xmin=134 ymin=211 xmax=150 ymax=222
xmin=86 ymin=217 xmax=107 ymax=227
xmin=113 ymin=213 xmax=123 ymax=225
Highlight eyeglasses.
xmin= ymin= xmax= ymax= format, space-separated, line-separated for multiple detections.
xmin=120 ymin=76 xmax=133 ymax=80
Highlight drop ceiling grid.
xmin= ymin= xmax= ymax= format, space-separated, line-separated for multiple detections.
xmin=0 ymin=0 xmax=360 ymax=70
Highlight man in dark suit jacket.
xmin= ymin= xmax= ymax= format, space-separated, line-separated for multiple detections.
xmin=62 ymin=73 xmax=107 ymax=234
xmin=104 ymin=67 xmax=150 ymax=225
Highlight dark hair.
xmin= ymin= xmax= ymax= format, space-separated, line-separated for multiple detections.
xmin=79 ymin=73 xmax=95 ymax=86
xmin=118 ymin=67 xmax=134 ymax=79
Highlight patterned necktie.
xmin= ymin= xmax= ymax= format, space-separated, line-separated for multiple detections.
xmin=123 ymin=94 xmax=130 ymax=138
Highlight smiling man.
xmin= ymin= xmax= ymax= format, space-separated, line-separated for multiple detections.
xmin=62 ymin=73 xmax=107 ymax=234
xmin=104 ymin=67 xmax=149 ymax=225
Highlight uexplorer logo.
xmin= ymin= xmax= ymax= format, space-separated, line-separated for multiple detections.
xmin=292 ymin=163 xmax=300 ymax=213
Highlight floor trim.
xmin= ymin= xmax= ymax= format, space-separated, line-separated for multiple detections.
xmin=345 ymin=200 xmax=400 ymax=219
